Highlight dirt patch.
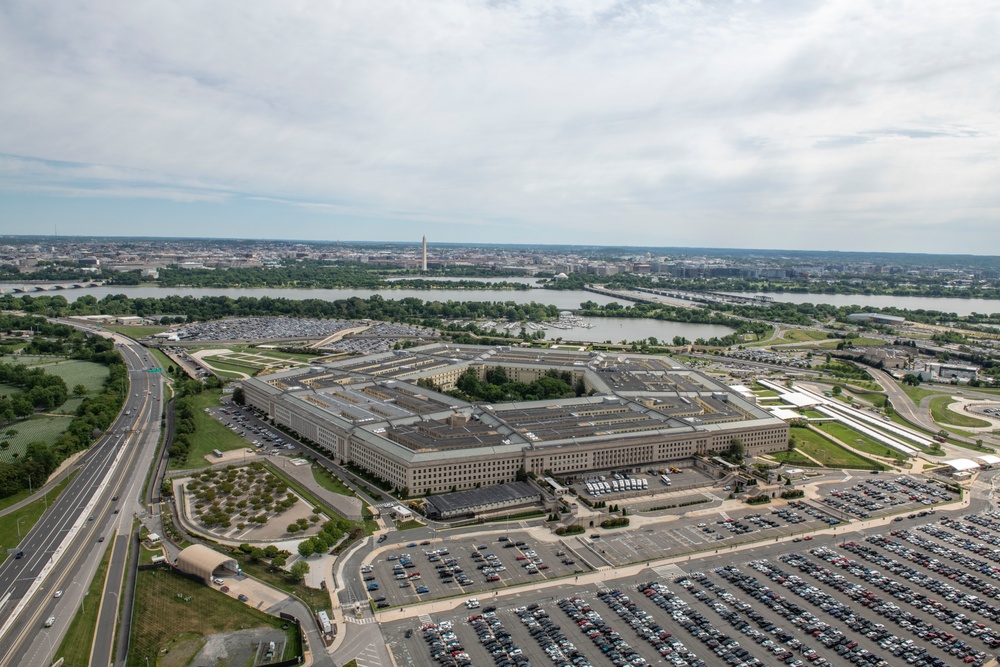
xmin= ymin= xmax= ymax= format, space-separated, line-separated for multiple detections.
xmin=158 ymin=631 xmax=205 ymax=667
xmin=190 ymin=627 xmax=288 ymax=667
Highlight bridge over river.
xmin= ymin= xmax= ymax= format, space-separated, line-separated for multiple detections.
xmin=1 ymin=281 xmax=105 ymax=293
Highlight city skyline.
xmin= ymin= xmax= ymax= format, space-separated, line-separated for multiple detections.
xmin=1 ymin=1 xmax=998 ymax=253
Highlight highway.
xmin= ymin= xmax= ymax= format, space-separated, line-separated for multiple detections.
xmin=0 ymin=330 xmax=163 ymax=667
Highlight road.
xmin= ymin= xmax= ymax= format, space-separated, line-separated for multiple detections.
xmin=0 ymin=330 xmax=164 ymax=667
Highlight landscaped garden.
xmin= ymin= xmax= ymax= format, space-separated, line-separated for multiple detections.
xmin=184 ymin=463 xmax=326 ymax=539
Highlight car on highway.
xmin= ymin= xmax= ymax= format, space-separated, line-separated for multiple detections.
xmin=53 ymin=590 xmax=62 ymax=598
xmin=44 ymin=616 xmax=55 ymax=628
xmin=15 ymin=551 xmax=23 ymax=559
xmin=97 ymin=536 xmax=105 ymax=542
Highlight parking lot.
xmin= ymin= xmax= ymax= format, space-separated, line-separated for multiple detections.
xmin=571 ymin=464 xmax=719 ymax=501
xmin=363 ymin=533 xmax=596 ymax=608
xmin=381 ymin=502 xmax=999 ymax=667
xmin=208 ymin=404 xmax=300 ymax=457
xmin=585 ymin=500 xmax=844 ymax=567
xmin=817 ymin=475 xmax=956 ymax=521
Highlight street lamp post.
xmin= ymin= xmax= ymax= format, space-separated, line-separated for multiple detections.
xmin=16 ymin=515 xmax=28 ymax=539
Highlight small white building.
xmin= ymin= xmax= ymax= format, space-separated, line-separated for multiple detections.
xmin=975 ymin=454 xmax=1000 ymax=470
xmin=391 ymin=505 xmax=414 ymax=521
xmin=943 ymin=458 xmax=980 ymax=476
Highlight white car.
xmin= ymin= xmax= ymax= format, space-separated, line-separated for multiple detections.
xmin=44 ymin=616 xmax=55 ymax=628
xmin=53 ymin=590 xmax=63 ymax=598
xmin=213 ymin=578 xmax=225 ymax=585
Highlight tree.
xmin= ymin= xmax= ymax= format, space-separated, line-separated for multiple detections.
xmin=902 ymin=374 xmax=921 ymax=386
xmin=232 ymin=387 xmax=246 ymax=406
xmin=515 ymin=466 xmax=528 ymax=482
xmin=831 ymin=385 xmax=842 ymax=396
xmin=73 ymin=384 xmax=87 ymax=397
xmin=727 ymin=438 xmax=745 ymax=460
xmin=272 ymin=554 xmax=287 ymax=568
xmin=297 ymin=540 xmax=315 ymax=558
xmin=249 ymin=547 xmax=266 ymax=562
xmin=290 ymin=559 xmax=310 ymax=581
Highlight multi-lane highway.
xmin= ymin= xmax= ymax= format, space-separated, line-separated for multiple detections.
xmin=0 ymin=330 xmax=164 ymax=667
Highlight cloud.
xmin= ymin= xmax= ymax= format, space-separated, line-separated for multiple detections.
xmin=0 ymin=0 xmax=998 ymax=252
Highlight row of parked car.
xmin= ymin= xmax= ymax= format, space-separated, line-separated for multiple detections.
xmin=515 ymin=602 xmax=589 ymax=667
xmin=420 ymin=620 xmax=469 ymax=667
xmin=716 ymin=564 xmax=881 ymax=667
xmin=770 ymin=552 xmax=986 ymax=667
xmin=470 ymin=609 xmax=529 ymax=667
xmin=848 ymin=533 xmax=1000 ymax=648
xmin=557 ymin=595 xmax=647 ymax=667
xmin=672 ymin=573 xmax=779 ymax=666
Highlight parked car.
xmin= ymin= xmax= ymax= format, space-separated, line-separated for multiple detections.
xmin=237 ymin=594 xmax=249 ymax=602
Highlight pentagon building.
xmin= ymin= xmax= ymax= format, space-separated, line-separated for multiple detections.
xmin=243 ymin=344 xmax=788 ymax=495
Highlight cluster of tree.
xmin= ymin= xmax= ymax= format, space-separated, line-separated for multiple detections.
xmin=600 ymin=517 xmax=630 ymax=528
xmin=780 ymin=489 xmax=805 ymax=499
xmin=0 ymin=333 xmax=125 ymax=499
xmin=553 ymin=524 xmax=585 ymax=535
xmin=448 ymin=367 xmax=584 ymax=403
xmin=815 ymin=360 xmax=870 ymax=381
xmin=152 ymin=260 xmax=529 ymax=291
xmin=169 ymin=395 xmax=198 ymax=465
xmin=296 ymin=517 xmax=358 ymax=558
xmin=0 ymin=361 xmax=68 ymax=418
xmin=1 ymin=292 xmax=563 ymax=326
xmin=544 ymin=270 xmax=1000 ymax=301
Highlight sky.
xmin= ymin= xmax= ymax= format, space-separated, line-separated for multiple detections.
xmin=1 ymin=1 xmax=999 ymax=254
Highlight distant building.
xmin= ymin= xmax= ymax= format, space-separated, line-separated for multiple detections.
xmin=846 ymin=313 xmax=906 ymax=325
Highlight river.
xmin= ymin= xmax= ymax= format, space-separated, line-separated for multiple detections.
xmin=724 ymin=292 xmax=1000 ymax=317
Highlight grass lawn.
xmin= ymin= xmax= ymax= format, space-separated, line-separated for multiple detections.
xmin=126 ymin=568 xmax=301 ymax=667
xmin=311 ymin=466 xmax=358 ymax=497
xmin=54 ymin=539 xmax=112 ymax=667
xmin=930 ymin=396 xmax=992 ymax=428
xmin=771 ymin=450 xmax=819 ymax=467
xmin=781 ymin=329 xmax=830 ymax=343
xmin=397 ymin=519 xmax=426 ymax=530
xmin=753 ymin=389 xmax=780 ymax=397
xmin=798 ymin=409 xmax=827 ymax=418
xmin=199 ymin=357 xmax=258 ymax=377
xmin=147 ymin=347 xmax=176 ymax=374
xmin=789 ymin=427 xmax=883 ymax=469
xmin=169 ymin=389 xmax=249 ymax=469
xmin=104 ymin=325 xmax=171 ymax=338
xmin=37 ymin=359 xmax=109 ymax=392
xmin=0 ymin=471 xmax=77 ymax=563
xmin=815 ymin=422 xmax=907 ymax=462
xmin=896 ymin=382 xmax=946 ymax=404
xmin=0 ymin=415 xmax=75 ymax=463
xmin=250 ymin=348 xmax=318 ymax=362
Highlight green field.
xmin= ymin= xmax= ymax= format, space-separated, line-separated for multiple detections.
xmin=312 ymin=465 xmax=358 ymax=497
xmin=126 ymin=568 xmax=301 ymax=667
xmin=147 ymin=347 xmax=176 ymax=375
xmin=815 ymin=422 xmax=907 ymax=462
xmin=104 ymin=325 xmax=170 ymax=338
xmin=54 ymin=539 xmax=112 ymax=667
xmin=930 ymin=396 xmax=992 ymax=428
xmin=896 ymin=382 xmax=946 ymax=405
xmin=798 ymin=409 xmax=827 ymax=418
xmin=771 ymin=449 xmax=818 ymax=468
xmin=0 ymin=471 xmax=77 ymax=563
xmin=783 ymin=427 xmax=883 ymax=470
xmin=781 ymin=330 xmax=830 ymax=343
xmin=169 ymin=389 xmax=249 ymax=469
xmin=0 ymin=415 xmax=75 ymax=463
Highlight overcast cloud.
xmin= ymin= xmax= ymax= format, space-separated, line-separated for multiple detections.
xmin=1 ymin=0 xmax=998 ymax=252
